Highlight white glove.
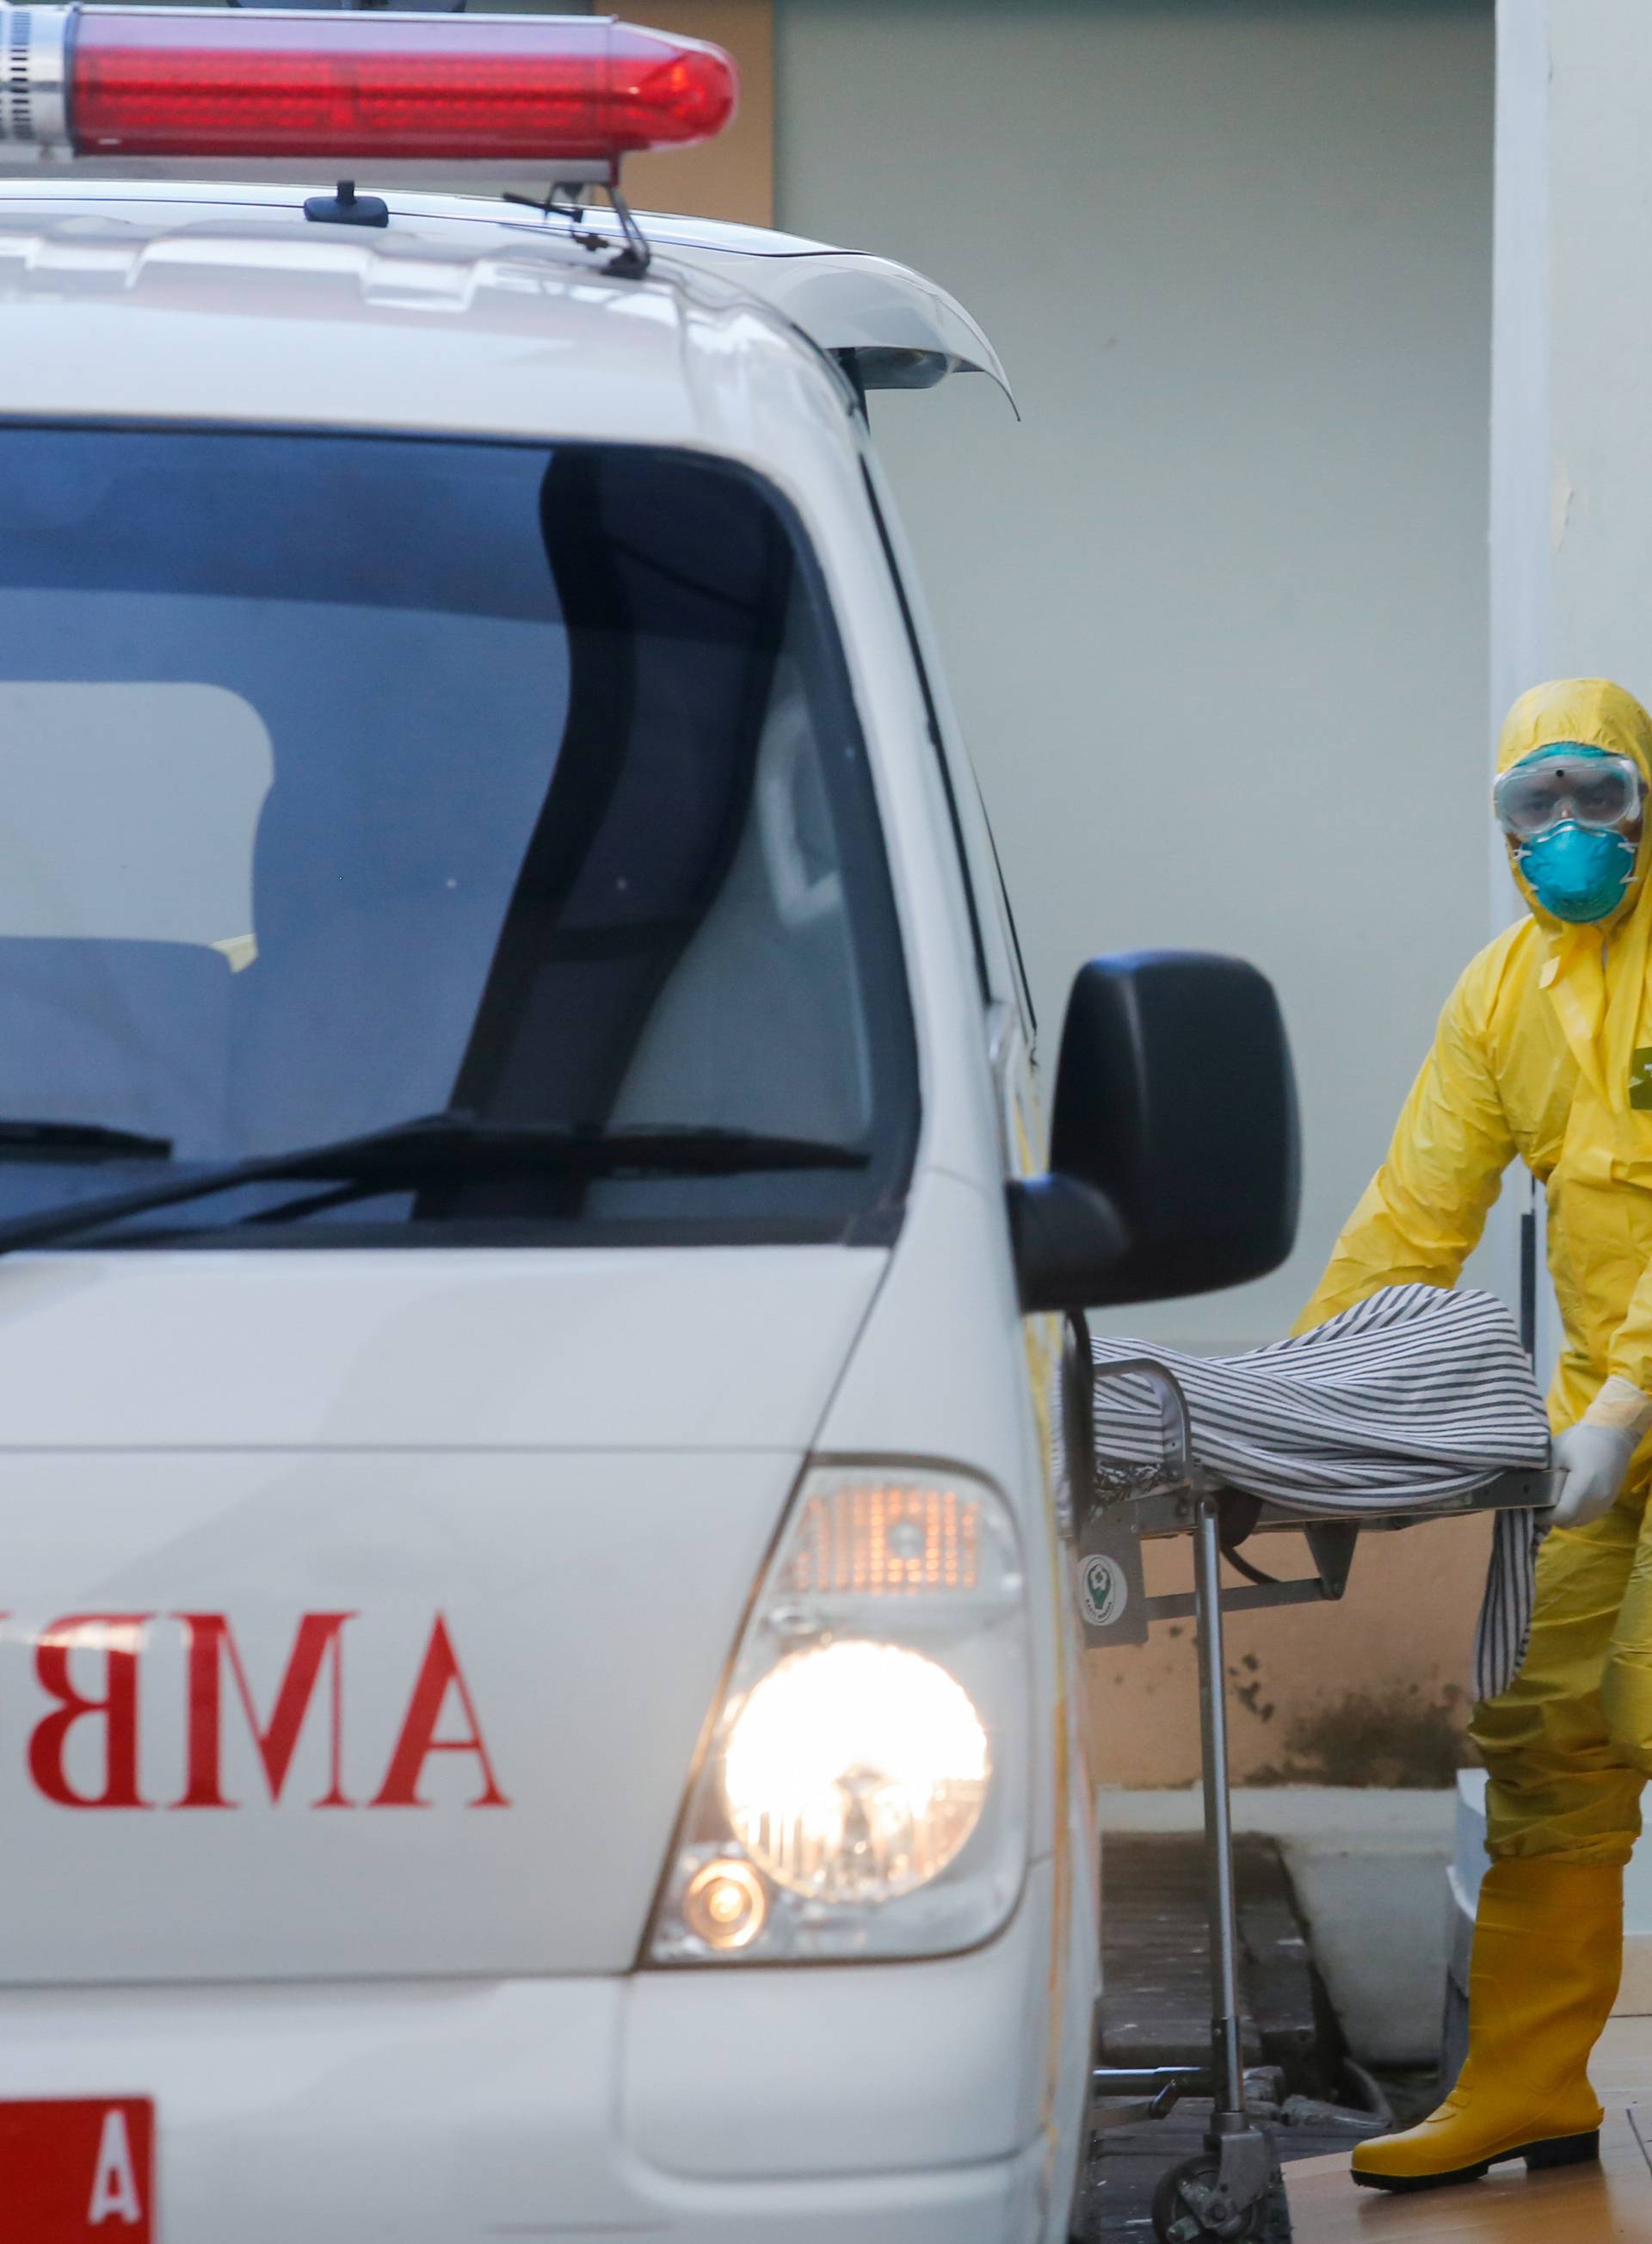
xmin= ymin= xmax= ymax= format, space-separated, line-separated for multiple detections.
xmin=1550 ymin=1423 xmax=1638 ymax=1528
xmin=1550 ymin=1378 xmax=1652 ymax=1528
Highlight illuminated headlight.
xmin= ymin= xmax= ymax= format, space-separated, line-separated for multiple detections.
xmin=725 ymin=1640 xmax=989 ymax=1903
xmin=648 ymin=1466 xmax=1029 ymax=1964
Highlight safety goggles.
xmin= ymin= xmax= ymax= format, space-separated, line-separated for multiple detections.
xmin=1493 ymin=745 xmax=1645 ymax=841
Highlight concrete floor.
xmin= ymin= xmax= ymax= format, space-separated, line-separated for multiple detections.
xmin=1287 ymin=2020 xmax=1652 ymax=2237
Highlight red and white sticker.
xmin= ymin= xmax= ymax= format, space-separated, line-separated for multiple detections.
xmin=0 ymin=2099 xmax=153 ymax=2241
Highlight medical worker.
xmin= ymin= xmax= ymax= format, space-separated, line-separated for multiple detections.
xmin=1298 ymin=678 xmax=1652 ymax=2194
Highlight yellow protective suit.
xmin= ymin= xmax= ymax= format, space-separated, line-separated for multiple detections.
xmin=1297 ymin=677 xmax=1652 ymax=1865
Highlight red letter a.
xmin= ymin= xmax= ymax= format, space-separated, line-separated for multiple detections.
xmin=371 ymin=1614 xmax=509 ymax=1808
xmin=29 ymin=1614 xmax=151 ymax=1808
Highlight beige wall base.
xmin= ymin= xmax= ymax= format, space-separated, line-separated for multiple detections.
xmin=1083 ymin=1513 xmax=1491 ymax=1790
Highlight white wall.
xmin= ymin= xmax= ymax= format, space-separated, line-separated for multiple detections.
xmin=1519 ymin=0 xmax=1652 ymax=687
xmin=778 ymin=0 xmax=1496 ymax=1351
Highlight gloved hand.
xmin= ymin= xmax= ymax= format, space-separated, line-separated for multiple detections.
xmin=1551 ymin=1422 xmax=1639 ymax=1528
xmin=1550 ymin=1376 xmax=1652 ymax=1528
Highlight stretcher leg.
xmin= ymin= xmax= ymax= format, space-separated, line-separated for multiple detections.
xmin=1148 ymin=1495 xmax=1288 ymax=2241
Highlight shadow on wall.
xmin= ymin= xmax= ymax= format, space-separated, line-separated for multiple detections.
xmin=1084 ymin=1511 xmax=1491 ymax=1787
xmin=1243 ymin=1683 xmax=1471 ymax=1789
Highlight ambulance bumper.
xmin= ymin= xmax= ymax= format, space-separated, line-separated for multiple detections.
xmin=0 ymin=1863 xmax=1060 ymax=2243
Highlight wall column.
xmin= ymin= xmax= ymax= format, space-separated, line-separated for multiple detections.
xmin=1490 ymin=0 xmax=1652 ymax=1364
xmin=1494 ymin=0 xmax=1652 ymax=1954
xmin=1494 ymin=0 xmax=1652 ymax=1366
xmin=1494 ymin=0 xmax=1652 ymax=735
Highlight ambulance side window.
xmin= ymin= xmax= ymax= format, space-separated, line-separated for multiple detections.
xmin=857 ymin=454 xmax=1038 ymax=1063
xmin=859 ymin=462 xmax=993 ymax=1004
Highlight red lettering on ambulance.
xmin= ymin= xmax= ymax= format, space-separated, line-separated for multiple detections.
xmin=28 ymin=1614 xmax=151 ymax=1808
xmin=87 ymin=2105 xmax=145 ymax=2226
xmin=175 ymin=1611 xmax=354 ymax=1809
xmin=371 ymin=1612 xmax=509 ymax=1808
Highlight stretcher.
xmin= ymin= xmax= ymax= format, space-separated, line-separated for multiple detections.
xmin=1079 ymin=1352 xmax=1561 ymax=2244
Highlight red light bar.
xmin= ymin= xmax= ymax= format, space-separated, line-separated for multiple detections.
xmin=0 ymin=8 xmax=737 ymax=170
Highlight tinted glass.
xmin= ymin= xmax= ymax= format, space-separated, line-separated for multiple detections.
xmin=0 ymin=428 xmax=915 ymax=1243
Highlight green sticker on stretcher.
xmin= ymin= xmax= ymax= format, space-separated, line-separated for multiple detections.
xmin=1081 ymin=1552 xmax=1129 ymax=1628
xmin=1076 ymin=1511 xmax=1148 ymax=1647
xmin=1631 ymin=1049 xmax=1652 ymax=1110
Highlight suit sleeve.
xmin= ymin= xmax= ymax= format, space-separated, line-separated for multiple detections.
xmin=1292 ymin=962 xmax=1517 ymax=1335
xmin=1607 ymin=1267 xmax=1652 ymax=1397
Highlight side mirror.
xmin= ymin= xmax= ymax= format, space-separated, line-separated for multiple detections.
xmin=1008 ymin=951 xmax=1299 ymax=1314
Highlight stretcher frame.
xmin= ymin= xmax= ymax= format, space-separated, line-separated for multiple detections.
xmin=1083 ymin=1356 xmax=1560 ymax=2243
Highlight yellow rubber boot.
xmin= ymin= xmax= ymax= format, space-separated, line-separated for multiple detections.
xmin=1351 ymin=1856 xmax=1620 ymax=2192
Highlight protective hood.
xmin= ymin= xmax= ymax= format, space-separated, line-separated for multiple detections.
xmin=1498 ymin=676 xmax=1652 ymax=1109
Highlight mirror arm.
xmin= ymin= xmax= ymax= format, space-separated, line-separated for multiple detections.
xmin=1005 ymin=1173 xmax=1129 ymax=1315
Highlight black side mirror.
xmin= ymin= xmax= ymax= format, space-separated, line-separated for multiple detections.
xmin=1008 ymin=951 xmax=1299 ymax=1314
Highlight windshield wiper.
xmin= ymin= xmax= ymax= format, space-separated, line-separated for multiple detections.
xmin=0 ymin=1113 xmax=871 ymax=1257
xmin=0 ymin=1119 xmax=173 ymax=1161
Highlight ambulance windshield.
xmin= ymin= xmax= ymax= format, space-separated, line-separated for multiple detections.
xmin=0 ymin=428 xmax=915 ymax=1244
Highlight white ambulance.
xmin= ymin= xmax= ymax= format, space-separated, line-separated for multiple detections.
xmin=0 ymin=11 xmax=1297 ymax=2240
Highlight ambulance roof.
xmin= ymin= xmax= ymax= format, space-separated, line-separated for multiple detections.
xmin=0 ymin=179 xmax=1009 ymax=443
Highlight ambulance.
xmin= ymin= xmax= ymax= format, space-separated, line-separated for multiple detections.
xmin=0 ymin=11 xmax=1298 ymax=2239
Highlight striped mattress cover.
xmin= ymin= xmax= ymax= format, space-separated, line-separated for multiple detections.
xmin=1088 ymin=1284 xmax=1551 ymax=1701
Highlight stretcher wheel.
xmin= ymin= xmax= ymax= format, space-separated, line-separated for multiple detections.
xmin=1150 ymin=2153 xmax=1290 ymax=2242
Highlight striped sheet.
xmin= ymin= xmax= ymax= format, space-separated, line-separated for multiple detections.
xmin=1089 ymin=1285 xmax=1551 ymax=1701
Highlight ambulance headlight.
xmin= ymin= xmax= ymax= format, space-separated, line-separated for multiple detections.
xmin=647 ymin=1465 xmax=1030 ymax=1964
xmin=724 ymin=1640 xmax=989 ymax=1904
